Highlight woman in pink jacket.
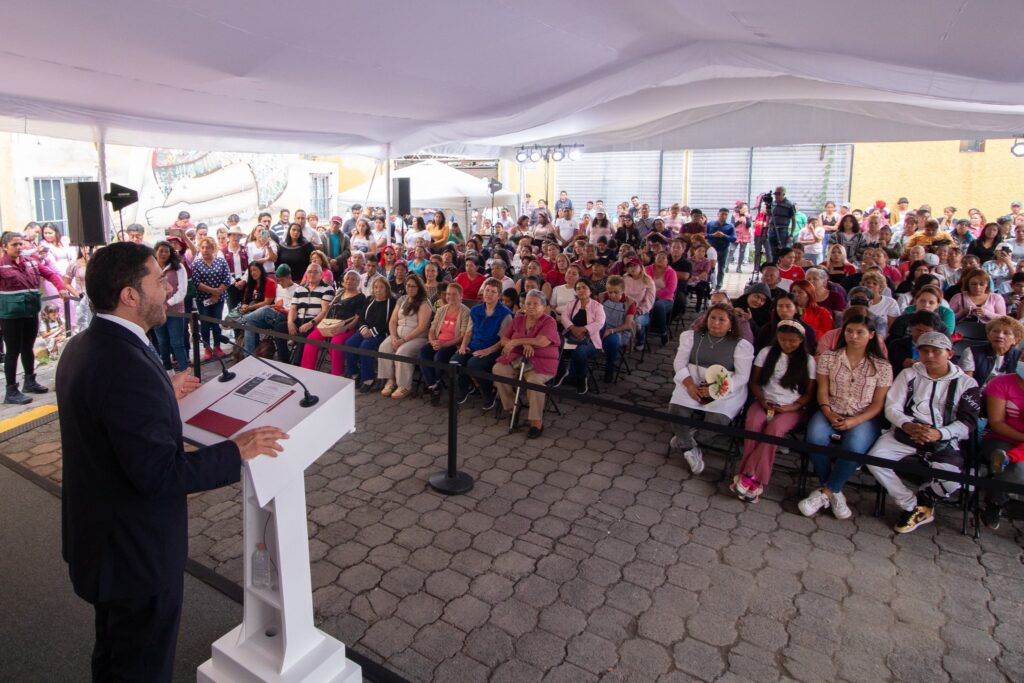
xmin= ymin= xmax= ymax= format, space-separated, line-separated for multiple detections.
xmin=623 ymin=258 xmax=656 ymax=350
xmin=556 ymin=278 xmax=606 ymax=395
xmin=646 ymin=251 xmax=678 ymax=345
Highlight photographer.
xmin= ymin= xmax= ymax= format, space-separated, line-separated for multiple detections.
xmin=764 ymin=186 xmax=797 ymax=265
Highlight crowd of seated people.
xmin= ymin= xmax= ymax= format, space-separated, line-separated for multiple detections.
xmin=150 ymin=194 xmax=1024 ymax=533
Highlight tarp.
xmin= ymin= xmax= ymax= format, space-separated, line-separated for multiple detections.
xmin=5 ymin=1 xmax=1024 ymax=157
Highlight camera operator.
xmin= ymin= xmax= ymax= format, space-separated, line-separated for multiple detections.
xmin=765 ymin=186 xmax=797 ymax=265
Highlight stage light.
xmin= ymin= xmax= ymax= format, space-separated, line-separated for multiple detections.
xmin=568 ymin=147 xmax=582 ymax=161
xmin=515 ymin=148 xmax=528 ymax=163
xmin=550 ymin=145 xmax=565 ymax=162
xmin=529 ymin=147 xmax=542 ymax=163
xmin=1012 ymin=138 xmax=1024 ymax=157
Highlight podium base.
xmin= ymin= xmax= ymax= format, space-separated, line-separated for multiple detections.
xmin=429 ymin=470 xmax=474 ymax=494
xmin=198 ymin=625 xmax=362 ymax=683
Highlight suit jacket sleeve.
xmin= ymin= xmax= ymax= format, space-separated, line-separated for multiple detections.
xmin=100 ymin=368 xmax=241 ymax=498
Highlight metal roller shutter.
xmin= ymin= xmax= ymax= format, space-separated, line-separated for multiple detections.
xmin=686 ymin=148 xmax=753 ymax=214
xmin=555 ymin=152 xmax=662 ymax=211
xmin=750 ymin=144 xmax=852 ymax=214
xmin=659 ymin=151 xmax=685 ymax=210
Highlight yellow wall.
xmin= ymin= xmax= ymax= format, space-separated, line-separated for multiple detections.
xmin=314 ymin=155 xmax=379 ymax=193
xmin=520 ymin=160 xmax=555 ymax=206
xmin=850 ymin=138 xmax=1024 ymax=219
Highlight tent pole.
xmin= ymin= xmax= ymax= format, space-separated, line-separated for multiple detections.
xmin=94 ymin=128 xmax=112 ymax=241
xmin=385 ymin=144 xmax=393 ymax=245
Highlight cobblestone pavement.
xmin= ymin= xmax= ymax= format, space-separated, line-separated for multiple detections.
xmin=5 ymin=290 xmax=1024 ymax=682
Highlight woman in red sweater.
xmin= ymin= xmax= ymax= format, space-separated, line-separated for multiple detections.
xmin=790 ymin=279 xmax=833 ymax=340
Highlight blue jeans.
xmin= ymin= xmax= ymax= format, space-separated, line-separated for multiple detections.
xmin=634 ymin=312 xmax=650 ymax=346
xmin=153 ymin=316 xmax=187 ymax=370
xmin=343 ymin=333 xmax=386 ymax=381
xmin=602 ymin=329 xmax=627 ymax=372
xmin=452 ymin=350 xmax=499 ymax=399
xmin=806 ymin=411 xmax=882 ymax=493
xmin=650 ymin=299 xmax=673 ymax=336
xmin=419 ymin=344 xmax=458 ymax=388
xmin=196 ymin=299 xmax=229 ymax=348
xmin=562 ymin=338 xmax=597 ymax=380
xmin=240 ymin=307 xmax=285 ymax=355
xmin=714 ymin=246 xmax=730 ymax=288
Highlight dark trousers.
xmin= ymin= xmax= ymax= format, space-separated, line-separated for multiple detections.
xmin=713 ymin=246 xmax=730 ymax=288
xmin=452 ymin=350 xmax=499 ymax=399
xmin=92 ymin=579 xmax=183 ymax=683
xmin=419 ymin=344 xmax=458 ymax=387
xmin=1 ymin=316 xmax=38 ymax=386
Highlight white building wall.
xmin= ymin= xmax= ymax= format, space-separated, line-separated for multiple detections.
xmin=2 ymin=134 xmax=336 ymax=243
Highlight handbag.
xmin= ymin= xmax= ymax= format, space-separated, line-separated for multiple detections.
xmin=317 ymin=317 xmax=347 ymax=337
xmin=0 ymin=291 xmax=42 ymax=319
xmin=254 ymin=339 xmax=276 ymax=358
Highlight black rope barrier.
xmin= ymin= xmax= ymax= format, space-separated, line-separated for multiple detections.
xmin=169 ymin=311 xmax=1024 ymax=499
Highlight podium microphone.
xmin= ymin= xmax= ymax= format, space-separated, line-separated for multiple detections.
xmin=224 ymin=340 xmax=319 ymax=408
xmin=211 ymin=352 xmax=236 ymax=383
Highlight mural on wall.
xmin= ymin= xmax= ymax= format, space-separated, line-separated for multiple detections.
xmin=144 ymin=149 xmax=291 ymax=231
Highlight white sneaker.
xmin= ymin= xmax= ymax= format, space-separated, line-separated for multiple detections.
xmin=798 ymin=489 xmax=830 ymax=517
xmin=828 ymin=491 xmax=852 ymax=520
xmin=683 ymin=447 xmax=705 ymax=475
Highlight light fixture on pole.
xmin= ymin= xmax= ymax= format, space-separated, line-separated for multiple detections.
xmin=515 ymin=147 xmax=528 ymax=163
xmin=550 ymin=145 xmax=565 ymax=162
xmin=1012 ymin=137 xmax=1024 ymax=157
xmin=529 ymin=146 xmax=542 ymax=163
xmin=568 ymin=146 xmax=583 ymax=161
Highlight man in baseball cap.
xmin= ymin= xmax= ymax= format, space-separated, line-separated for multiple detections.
xmin=866 ymin=330 xmax=980 ymax=534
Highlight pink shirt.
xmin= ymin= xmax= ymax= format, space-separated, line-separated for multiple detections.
xmin=645 ymin=264 xmax=678 ymax=301
xmin=983 ymin=374 xmax=1024 ymax=439
xmin=496 ymin=313 xmax=560 ymax=376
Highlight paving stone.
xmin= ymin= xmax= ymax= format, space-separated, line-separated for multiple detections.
xmin=490 ymin=598 xmax=539 ymax=638
xmin=434 ymin=654 xmax=490 ymax=683
xmin=360 ymin=616 xmax=416 ymax=659
xmin=387 ymin=648 xmax=436 ymax=683
xmin=464 ymin=623 xmax=514 ymax=667
xmin=514 ymin=573 xmax=560 ymax=609
xmin=672 ymin=638 xmax=728 ymax=682
xmin=566 ymin=631 xmax=619 ymax=674
xmin=514 ymin=630 xmax=567 ymax=671
xmin=542 ymin=662 xmax=599 ymax=683
xmin=686 ymin=610 xmax=738 ymax=647
xmin=395 ymin=592 xmax=444 ymax=629
xmin=491 ymin=659 xmax=544 ymax=683
xmin=443 ymin=594 xmax=491 ymax=632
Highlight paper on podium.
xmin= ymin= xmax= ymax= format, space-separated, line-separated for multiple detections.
xmin=179 ymin=357 xmax=356 ymax=506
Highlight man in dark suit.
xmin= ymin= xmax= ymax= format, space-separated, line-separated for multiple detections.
xmin=58 ymin=242 xmax=287 ymax=682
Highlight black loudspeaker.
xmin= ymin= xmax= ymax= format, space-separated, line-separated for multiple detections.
xmin=392 ymin=177 xmax=411 ymax=216
xmin=65 ymin=181 xmax=107 ymax=245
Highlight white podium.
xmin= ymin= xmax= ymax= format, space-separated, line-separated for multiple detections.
xmin=179 ymin=357 xmax=362 ymax=683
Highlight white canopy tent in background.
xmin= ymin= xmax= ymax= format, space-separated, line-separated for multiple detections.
xmin=337 ymin=160 xmax=517 ymax=229
xmin=3 ymin=1 xmax=1024 ymax=159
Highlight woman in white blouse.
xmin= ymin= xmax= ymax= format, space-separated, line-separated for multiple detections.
xmin=668 ymin=304 xmax=754 ymax=475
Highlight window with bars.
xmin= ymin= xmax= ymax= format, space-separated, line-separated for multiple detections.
xmin=33 ymin=177 xmax=91 ymax=232
xmin=309 ymin=173 xmax=331 ymax=219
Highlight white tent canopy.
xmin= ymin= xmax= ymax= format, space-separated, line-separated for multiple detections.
xmin=337 ymin=160 xmax=515 ymax=212
xmin=5 ymin=1 xmax=1024 ymax=157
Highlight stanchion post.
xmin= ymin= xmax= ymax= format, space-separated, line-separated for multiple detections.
xmin=63 ymin=296 xmax=73 ymax=332
xmin=429 ymin=363 xmax=474 ymax=494
xmin=190 ymin=311 xmax=202 ymax=379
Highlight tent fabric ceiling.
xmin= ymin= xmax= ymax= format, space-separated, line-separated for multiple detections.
xmin=4 ymin=0 xmax=1024 ymax=157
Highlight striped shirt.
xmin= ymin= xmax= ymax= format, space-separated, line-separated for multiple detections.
xmin=290 ymin=283 xmax=334 ymax=323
